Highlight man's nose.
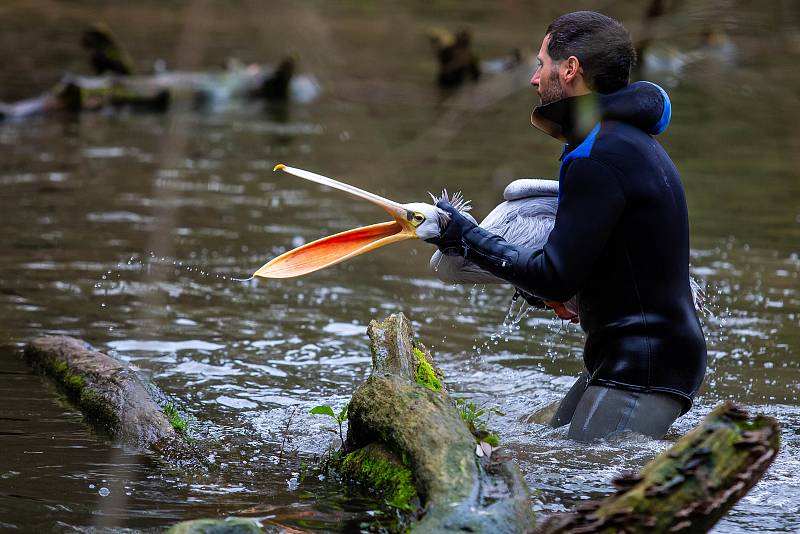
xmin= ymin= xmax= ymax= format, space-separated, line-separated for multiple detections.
xmin=530 ymin=68 xmax=541 ymax=87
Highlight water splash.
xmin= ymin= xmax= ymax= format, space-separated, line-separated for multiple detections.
xmin=472 ymin=290 xmax=534 ymax=357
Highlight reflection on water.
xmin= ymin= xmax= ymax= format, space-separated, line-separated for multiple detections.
xmin=1 ymin=1 xmax=799 ymax=532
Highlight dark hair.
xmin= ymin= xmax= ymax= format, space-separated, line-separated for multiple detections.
xmin=546 ymin=11 xmax=635 ymax=94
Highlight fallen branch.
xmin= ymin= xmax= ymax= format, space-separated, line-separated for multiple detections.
xmin=23 ymin=336 xmax=194 ymax=459
xmin=536 ymin=402 xmax=780 ymax=533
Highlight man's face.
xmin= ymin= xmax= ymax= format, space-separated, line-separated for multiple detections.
xmin=531 ymin=35 xmax=566 ymax=105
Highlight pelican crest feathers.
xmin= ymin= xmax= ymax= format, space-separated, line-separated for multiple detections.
xmin=429 ymin=189 xmax=472 ymax=213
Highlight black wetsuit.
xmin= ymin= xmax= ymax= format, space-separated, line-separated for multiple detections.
xmin=432 ymin=82 xmax=707 ymax=438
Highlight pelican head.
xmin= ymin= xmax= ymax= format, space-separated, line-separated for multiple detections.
xmin=399 ymin=202 xmax=444 ymax=241
xmin=252 ymin=165 xmax=469 ymax=279
xmin=403 ymin=191 xmax=472 ymax=241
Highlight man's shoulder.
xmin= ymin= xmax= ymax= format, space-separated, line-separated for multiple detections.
xmin=596 ymin=119 xmax=654 ymax=148
xmin=588 ymin=120 xmax=662 ymax=165
xmin=562 ymin=120 xmax=673 ymax=184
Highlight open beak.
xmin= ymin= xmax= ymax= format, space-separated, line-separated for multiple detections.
xmin=252 ymin=165 xmax=421 ymax=279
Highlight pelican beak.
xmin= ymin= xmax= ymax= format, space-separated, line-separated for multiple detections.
xmin=252 ymin=165 xmax=423 ymax=279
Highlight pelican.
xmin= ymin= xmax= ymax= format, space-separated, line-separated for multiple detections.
xmin=254 ymin=164 xmax=702 ymax=314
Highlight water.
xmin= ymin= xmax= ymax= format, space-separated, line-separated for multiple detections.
xmin=1 ymin=1 xmax=799 ymax=532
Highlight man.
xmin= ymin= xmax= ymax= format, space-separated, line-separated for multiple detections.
xmin=428 ymin=11 xmax=706 ymax=441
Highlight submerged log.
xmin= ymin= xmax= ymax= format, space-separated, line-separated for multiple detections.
xmin=0 ymin=60 xmax=317 ymax=121
xmin=336 ymin=313 xmax=535 ymax=533
xmin=23 ymin=336 xmax=193 ymax=459
xmin=0 ymin=78 xmax=169 ymax=121
xmin=536 ymin=402 xmax=779 ymax=533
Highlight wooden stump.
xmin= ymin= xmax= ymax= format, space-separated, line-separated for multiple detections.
xmin=337 ymin=313 xmax=536 ymax=533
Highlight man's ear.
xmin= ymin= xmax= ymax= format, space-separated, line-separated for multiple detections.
xmin=562 ymin=55 xmax=582 ymax=84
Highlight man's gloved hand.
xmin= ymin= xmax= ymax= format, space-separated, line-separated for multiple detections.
xmin=513 ymin=288 xmax=547 ymax=309
xmin=424 ymin=198 xmax=477 ymax=256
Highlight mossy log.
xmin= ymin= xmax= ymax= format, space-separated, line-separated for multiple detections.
xmin=23 ymin=336 xmax=193 ymax=459
xmin=336 ymin=313 xmax=535 ymax=533
xmin=536 ymin=402 xmax=780 ymax=533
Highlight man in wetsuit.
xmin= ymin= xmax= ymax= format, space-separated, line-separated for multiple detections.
xmin=428 ymin=11 xmax=707 ymax=441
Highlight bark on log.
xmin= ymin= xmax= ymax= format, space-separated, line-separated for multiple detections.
xmin=337 ymin=313 xmax=535 ymax=533
xmin=23 ymin=336 xmax=193 ymax=459
xmin=536 ymin=402 xmax=780 ymax=533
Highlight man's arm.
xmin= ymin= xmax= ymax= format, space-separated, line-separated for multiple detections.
xmin=435 ymin=157 xmax=626 ymax=302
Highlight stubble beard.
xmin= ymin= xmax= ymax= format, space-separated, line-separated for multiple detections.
xmin=538 ymin=68 xmax=567 ymax=106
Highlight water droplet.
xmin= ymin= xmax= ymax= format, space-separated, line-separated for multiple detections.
xmin=98 ymin=487 xmax=110 ymax=497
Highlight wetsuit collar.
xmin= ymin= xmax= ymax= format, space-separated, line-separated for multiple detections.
xmin=532 ymin=93 xmax=600 ymax=146
xmin=531 ymin=80 xmax=672 ymax=145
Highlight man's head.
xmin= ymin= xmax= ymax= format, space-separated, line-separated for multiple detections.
xmin=531 ymin=11 xmax=635 ymax=105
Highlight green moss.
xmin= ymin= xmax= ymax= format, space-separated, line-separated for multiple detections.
xmin=413 ymin=346 xmax=441 ymax=391
xmin=483 ymin=433 xmax=500 ymax=447
xmin=38 ymin=355 xmax=120 ymax=432
xmin=339 ymin=445 xmax=419 ymax=511
xmin=79 ymin=387 xmax=120 ymax=432
xmin=64 ymin=373 xmax=85 ymax=392
xmin=163 ymin=402 xmax=189 ymax=434
xmin=50 ymin=358 xmax=68 ymax=376
xmin=46 ymin=356 xmax=87 ymax=397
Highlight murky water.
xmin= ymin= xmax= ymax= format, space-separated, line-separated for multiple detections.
xmin=1 ymin=1 xmax=799 ymax=532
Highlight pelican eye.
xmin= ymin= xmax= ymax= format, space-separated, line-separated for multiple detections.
xmin=410 ymin=211 xmax=426 ymax=227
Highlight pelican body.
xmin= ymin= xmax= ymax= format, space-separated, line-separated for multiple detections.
xmin=430 ymin=179 xmax=558 ymax=285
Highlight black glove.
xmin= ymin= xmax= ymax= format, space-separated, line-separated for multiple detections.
xmin=424 ymin=198 xmax=477 ymax=256
xmin=512 ymin=288 xmax=547 ymax=309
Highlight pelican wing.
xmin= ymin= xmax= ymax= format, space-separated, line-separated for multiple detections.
xmin=503 ymin=178 xmax=559 ymax=201
xmin=480 ymin=197 xmax=557 ymax=249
